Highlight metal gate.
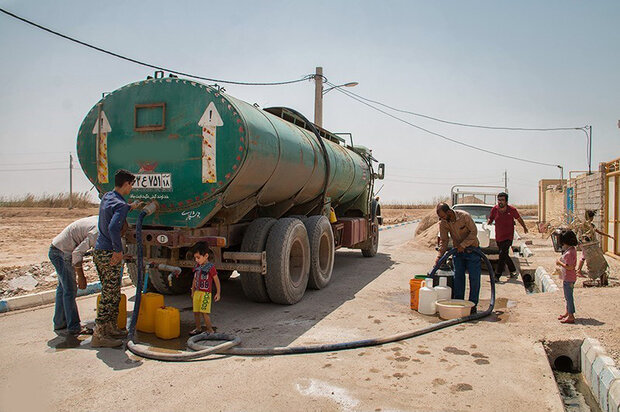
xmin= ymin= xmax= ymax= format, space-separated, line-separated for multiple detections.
xmin=604 ymin=157 xmax=620 ymax=256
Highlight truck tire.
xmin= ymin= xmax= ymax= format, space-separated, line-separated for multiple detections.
xmin=126 ymin=244 xmax=155 ymax=292
xmin=240 ymin=218 xmax=277 ymax=303
xmin=265 ymin=218 xmax=310 ymax=304
xmin=361 ymin=217 xmax=379 ymax=257
xmin=304 ymin=215 xmax=334 ymax=290
xmin=142 ymin=246 xmax=192 ymax=295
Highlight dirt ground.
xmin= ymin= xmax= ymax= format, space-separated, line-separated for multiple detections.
xmin=0 ymin=207 xmax=100 ymax=298
xmin=2 ymin=205 xmax=618 ymax=365
xmin=381 ymin=207 xmax=432 ymax=224
xmin=408 ymin=211 xmax=620 ymax=365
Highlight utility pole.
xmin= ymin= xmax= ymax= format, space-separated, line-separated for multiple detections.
xmin=314 ymin=66 xmax=323 ymax=128
xmin=69 ymin=153 xmax=73 ymax=210
xmin=588 ymin=125 xmax=592 ymax=175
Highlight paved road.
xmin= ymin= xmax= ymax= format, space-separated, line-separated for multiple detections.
xmin=0 ymin=223 xmax=563 ymax=412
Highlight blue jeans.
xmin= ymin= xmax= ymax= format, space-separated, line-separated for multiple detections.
xmin=453 ymin=248 xmax=482 ymax=305
xmin=48 ymin=245 xmax=81 ymax=332
xmin=563 ymin=281 xmax=575 ymax=314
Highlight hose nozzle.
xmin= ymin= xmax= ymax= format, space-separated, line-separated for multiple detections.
xmin=143 ymin=201 xmax=158 ymax=216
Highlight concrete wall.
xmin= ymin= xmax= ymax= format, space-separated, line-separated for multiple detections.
xmin=567 ymin=167 xmax=605 ymax=229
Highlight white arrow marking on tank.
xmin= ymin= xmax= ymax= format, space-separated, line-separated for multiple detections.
xmin=92 ymin=110 xmax=112 ymax=184
xmin=198 ymin=102 xmax=223 ymax=183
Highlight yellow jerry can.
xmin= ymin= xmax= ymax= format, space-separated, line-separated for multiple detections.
xmin=155 ymin=306 xmax=180 ymax=340
xmin=136 ymin=293 xmax=164 ymax=333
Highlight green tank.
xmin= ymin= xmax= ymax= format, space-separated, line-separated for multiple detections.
xmin=77 ymin=76 xmax=375 ymax=227
xmin=76 ymin=74 xmax=384 ymax=303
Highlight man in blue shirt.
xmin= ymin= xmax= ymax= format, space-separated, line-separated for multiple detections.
xmin=91 ymin=169 xmax=140 ymax=348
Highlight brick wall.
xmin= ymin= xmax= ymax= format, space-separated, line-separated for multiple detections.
xmin=567 ymin=169 xmax=605 ymax=229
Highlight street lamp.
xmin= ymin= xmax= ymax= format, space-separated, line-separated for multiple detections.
xmin=313 ymin=66 xmax=358 ymax=128
xmin=579 ymin=125 xmax=592 ymax=174
xmin=322 ymin=81 xmax=359 ymax=95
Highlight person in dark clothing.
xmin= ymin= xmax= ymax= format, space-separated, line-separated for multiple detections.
xmin=487 ymin=192 xmax=529 ymax=281
xmin=91 ymin=169 xmax=141 ymax=348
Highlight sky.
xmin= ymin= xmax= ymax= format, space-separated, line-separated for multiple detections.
xmin=0 ymin=0 xmax=618 ymax=204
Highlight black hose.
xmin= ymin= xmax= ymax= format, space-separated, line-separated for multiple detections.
xmin=127 ymin=210 xmax=147 ymax=340
xmin=128 ymin=220 xmax=495 ymax=360
xmin=188 ymin=247 xmax=496 ymax=357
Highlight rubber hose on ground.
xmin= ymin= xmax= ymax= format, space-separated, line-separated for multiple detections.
xmin=126 ymin=211 xmax=241 ymax=361
xmin=188 ymin=247 xmax=496 ymax=357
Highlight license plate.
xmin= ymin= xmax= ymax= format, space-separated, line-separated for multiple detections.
xmin=133 ymin=173 xmax=172 ymax=190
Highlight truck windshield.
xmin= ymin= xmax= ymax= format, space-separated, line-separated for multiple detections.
xmin=453 ymin=205 xmax=492 ymax=224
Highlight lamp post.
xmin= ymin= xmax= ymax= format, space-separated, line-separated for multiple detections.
xmin=580 ymin=125 xmax=592 ymax=174
xmin=313 ymin=66 xmax=358 ymax=128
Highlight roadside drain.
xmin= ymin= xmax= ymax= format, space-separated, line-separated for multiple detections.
xmin=521 ymin=273 xmax=540 ymax=294
xmin=554 ymin=371 xmax=602 ymax=412
xmin=544 ymin=340 xmax=603 ymax=412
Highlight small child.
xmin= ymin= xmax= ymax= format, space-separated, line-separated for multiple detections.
xmin=555 ymin=230 xmax=581 ymax=324
xmin=189 ymin=243 xmax=221 ymax=335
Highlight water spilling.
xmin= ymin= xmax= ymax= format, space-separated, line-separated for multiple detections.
xmin=553 ymin=371 xmax=601 ymax=412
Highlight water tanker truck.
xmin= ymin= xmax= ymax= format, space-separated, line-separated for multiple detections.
xmin=76 ymin=73 xmax=385 ymax=304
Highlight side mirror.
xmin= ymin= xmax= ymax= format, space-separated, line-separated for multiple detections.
xmin=375 ymin=163 xmax=385 ymax=180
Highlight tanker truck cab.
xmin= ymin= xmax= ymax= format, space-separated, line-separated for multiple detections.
xmin=76 ymin=74 xmax=384 ymax=304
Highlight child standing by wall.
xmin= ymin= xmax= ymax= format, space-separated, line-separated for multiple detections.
xmin=556 ymin=230 xmax=580 ymax=324
xmin=190 ymin=243 xmax=221 ymax=335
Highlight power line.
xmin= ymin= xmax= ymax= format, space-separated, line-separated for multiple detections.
xmin=330 ymin=84 xmax=560 ymax=168
xmin=332 ymin=82 xmax=585 ymax=132
xmin=0 ymin=7 xmax=313 ymax=86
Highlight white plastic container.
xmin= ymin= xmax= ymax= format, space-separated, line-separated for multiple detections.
xmin=434 ymin=277 xmax=452 ymax=301
xmin=418 ymin=278 xmax=438 ymax=315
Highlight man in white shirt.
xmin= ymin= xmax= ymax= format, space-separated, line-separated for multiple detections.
xmin=49 ymin=215 xmax=98 ymax=335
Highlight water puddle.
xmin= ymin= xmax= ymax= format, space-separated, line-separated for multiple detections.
xmin=553 ymin=371 xmax=601 ymax=412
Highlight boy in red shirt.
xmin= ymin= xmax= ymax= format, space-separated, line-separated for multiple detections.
xmin=487 ymin=192 xmax=528 ymax=281
xmin=189 ymin=243 xmax=221 ymax=335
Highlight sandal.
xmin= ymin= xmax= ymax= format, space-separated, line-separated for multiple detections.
xmin=189 ymin=329 xmax=202 ymax=336
xmin=557 ymin=314 xmax=568 ymax=320
xmin=560 ymin=318 xmax=575 ymax=324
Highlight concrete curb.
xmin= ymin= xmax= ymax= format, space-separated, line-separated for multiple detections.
xmin=0 ymin=276 xmax=133 ymax=313
xmin=534 ymin=266 xmax=559 ymax=293
xmin=580 ymin=337 xmax=620 ymax=412
xmin=379 ymin=219 xmax=420 ymax=232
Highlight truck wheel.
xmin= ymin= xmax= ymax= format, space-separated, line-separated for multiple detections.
xmin=143 ymin=246 xmax=192 ymax=295
xmin=304 ymin=215 xmax=334 ymax=289
xmin=126 ymin=244 xmax=155 ymax=292
xmin=361 ymin=217 xmax=379 ymax=257
xmin=240 ymin=218 xmax=277 ymax=303
xmin=265 ymin=218 xmax=310 ymax=304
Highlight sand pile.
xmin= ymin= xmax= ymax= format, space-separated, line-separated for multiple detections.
xmin=410 ymin=210 xmax=439 ymax=249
